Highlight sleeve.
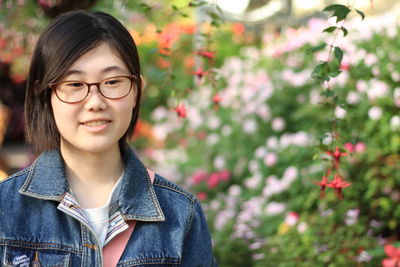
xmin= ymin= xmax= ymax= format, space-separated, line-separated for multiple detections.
xmin=181 ymin=200 xmax=217 ymax=267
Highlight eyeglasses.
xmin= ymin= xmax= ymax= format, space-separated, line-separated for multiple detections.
xmin=49 ymin=75 xmax=135 ymax=104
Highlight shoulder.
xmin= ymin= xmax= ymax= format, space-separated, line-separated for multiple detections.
xmin=152 ymin=173 xmax=197 ymax=204
xmin=0 ymin=167 xmax=31 ymax=189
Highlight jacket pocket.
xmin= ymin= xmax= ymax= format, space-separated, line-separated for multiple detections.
xmin=3 ymin=245 xmax=70 ymax=267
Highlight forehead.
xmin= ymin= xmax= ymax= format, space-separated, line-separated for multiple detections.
xmin=66 ymin=43 xmax=129 ymax=76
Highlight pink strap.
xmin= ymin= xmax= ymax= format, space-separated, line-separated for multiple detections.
xmin=102 ymin=169 xmax=155 ymax=267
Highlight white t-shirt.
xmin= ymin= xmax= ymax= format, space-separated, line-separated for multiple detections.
xmin=82 ymin=173 xmax=123 ymax=248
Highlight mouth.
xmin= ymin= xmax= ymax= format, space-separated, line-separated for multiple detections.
xmin=81 ymin=120 xmax=112 ymax=127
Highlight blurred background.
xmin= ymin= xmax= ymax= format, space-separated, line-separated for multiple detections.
xmin=1 ymin=0 xmax=399 ymax=266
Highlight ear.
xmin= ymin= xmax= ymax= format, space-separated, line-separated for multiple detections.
xmin=140 ymin=74 xmax=146 ymax=89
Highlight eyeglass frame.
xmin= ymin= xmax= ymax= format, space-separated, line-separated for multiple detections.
xmin=48 ymin=75 xmax=136 ymax=104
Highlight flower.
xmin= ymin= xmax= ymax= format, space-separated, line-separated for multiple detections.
xmin=263 ymin=153 xmax=278 ymax=166
xmin=344 ymin=142 xmax=354 ymax=153
xmin=327 ymin=174 xmax=351 ymax=200
xmin=313 ymin=175 xmax=329 ymax=198
xmin=390 ymin=115 xmax=400 ymax=131
xmin=197 ymin=192 xmax=207 ymax=201
xmin=197 ymin=50 xmax=216 ymax=59
xmin=193 ymin=68 xmax=208 ymax=79
xmin=326 ymin=146 xmax=348 ymax=169
xmin=368 ymin=106 xmax=383 ymax=120
xmin=382 ymin=244 xmax=400 ymax=267
xmin=212 ymin=93 xmax=222 ymax=104
xmin=175 ymin=103 xmax=186 ymax=118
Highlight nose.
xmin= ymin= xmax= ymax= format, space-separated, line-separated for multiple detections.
xmin=84 ymin=84 xmax=107 ymax=111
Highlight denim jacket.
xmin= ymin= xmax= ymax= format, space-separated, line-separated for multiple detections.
xmin=0 ymin=144 xmax=216 ymax=266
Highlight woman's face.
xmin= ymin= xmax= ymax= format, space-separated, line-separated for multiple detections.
xmin=50 ymin=43 xmax=136 ymax=155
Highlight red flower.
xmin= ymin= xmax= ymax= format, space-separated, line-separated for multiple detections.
xmin=193 ymin=68 xmax=208 ymax=79
xmin=232 ymin=23 xmax=245 ymax=35
xmin=327 ymin=174 xmax=351 ymax=200
xmin=212 ymin=93 xmax=222 ymax=104
xmin=326 ymin=146 xmax=347 ymax=169
xmin=382 ymin=244 xmax=400 ymax=267
xmin=175 ymin=103 xmax=186 ymax=118
xmin=197 ymin=50 xmax=216 ymax=59
xmin=313 ymin=175 xmax=329 ymax=198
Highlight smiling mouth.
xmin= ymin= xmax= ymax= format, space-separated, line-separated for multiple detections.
xmin=82 ymin=120 xmax=111 ymax=127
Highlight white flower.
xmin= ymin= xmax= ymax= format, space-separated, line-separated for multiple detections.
xmin=207 ymin=116 xmax=221 ymax=130
xmin=213 ymin=155 xmax=226 ymax=169
xmin=364 ymin=53 xmax=377 ymax=66
xmin=272 ymin=117 xmax=285 ymax=132
xmin=264 ymin=202 xmax=286 ymax=215
xmin=206 ymin=133 xmax=220 ymax=145
xmin=297 ymin=222 xmax=308 ymax=233
xmin=228 ymin=185 xmax=242 ymax=197
xmin=263 ymin=153 xmax=278 ymax=166
xmin=346 ymin=91 xmax=361 ymax=104
xmin=243 ymin=119 xmax=257 ymax=133
xmin=255 ymin=146 xmax=267 ymax=158
xmin=151 ymin=106 xmax=168 ymax=121
xmin=390 ymin=115 xmax=400 ymax=131
xmin=245 ymin=174 xmax=262 ymax=189
xmin=344 ymin=209 xmax=359 ymax=225
xmin=221 ymin=125 xmax=232 ymax=136
xmin=249 ymin=159 xmax=260 ymax=172
xmin=368 ymin=106 xmax=383 ymax=120
xmin=266 ymin=137 xmax=279 ymax=149
xmin=322 ymin=133 xmax=333 ymax=145
xmin=356 ymin=80 xmax=368 ymax=92
xmin=335 ymin=106 xmax=347 ymax=119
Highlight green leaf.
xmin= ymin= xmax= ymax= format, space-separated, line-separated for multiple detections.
xmin=340 ymin=27 xmax=348 ymax=37
xmin=139 ymin=3 xmax=152 ymax=11
xmin=172 ymin=5 xmax=179 ymax=11
xmin=355 ymin=9 xmax=365 ymax=20
xmin=328 ymin=70 xmax=341 ymax=77
xmin=333 ymin=96 xmax=339 ymax=104
xmin=334 ymin=47 xmax=343 ymax=64
xmin=189 ymin=1 xmax=208 ymax=7
xmin=306 ymin=43 xmax=326 ymax=53
xmin=323 ymin=26 xmax=337 ymax=33
xmin=322 ymin=4 xmax=351 ymax=23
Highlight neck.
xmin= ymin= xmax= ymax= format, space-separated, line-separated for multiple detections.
xmin=60 ymin=142 xmax=125 ymax=192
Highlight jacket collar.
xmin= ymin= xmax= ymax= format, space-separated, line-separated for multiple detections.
xmin=19 ymin=143 xmax=165 ymax=222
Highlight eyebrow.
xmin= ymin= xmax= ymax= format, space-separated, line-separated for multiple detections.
xmin=63 ymin=66 xmax=126 ymax=76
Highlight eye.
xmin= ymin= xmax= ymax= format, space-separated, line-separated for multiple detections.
xmin=65 ymin=82 xmax=85 ymax=88
xmin=104 ymin=78 xmax=122 ymax=86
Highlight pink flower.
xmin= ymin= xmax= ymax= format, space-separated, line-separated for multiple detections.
xmin=354 ymin=142 xmax=366 ymax=153
xmin=344 ymin=142 xmax=354 ymax=153
xmin=207 ymin=173 xmax=220 ymax=189
xmin=197 ymin=192 xmax=208 ymax=201
xmin=264 ymin=153 xmax=278 ymax=166
xmin=218 ymin=170 xmax=231 ymax=181
xmin=382 ymin=244 xmax=400 ymax=267
xmin=191 ymin=170 xmax=207 ymax=185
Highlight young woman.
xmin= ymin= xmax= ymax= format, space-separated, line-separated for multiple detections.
xmin=0 ymin=10 xmax=216 ymax=266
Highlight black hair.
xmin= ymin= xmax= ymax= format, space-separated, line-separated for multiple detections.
xmin=25 ymin=10 xmax=142 ymax=152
